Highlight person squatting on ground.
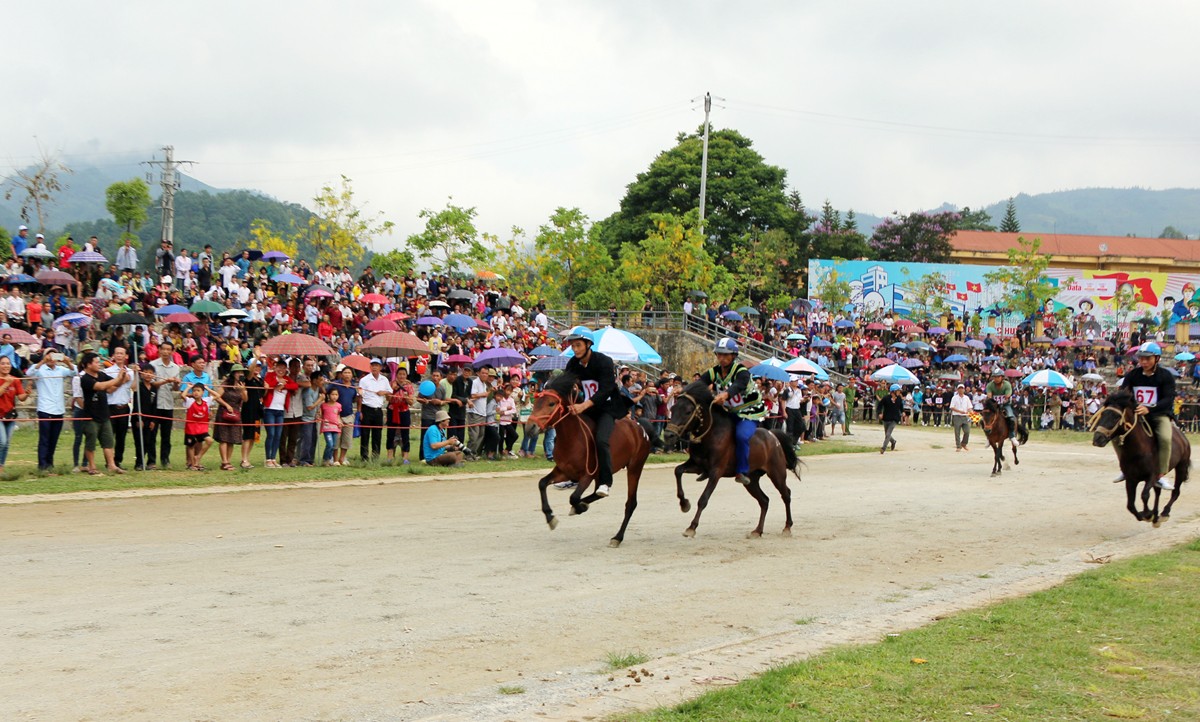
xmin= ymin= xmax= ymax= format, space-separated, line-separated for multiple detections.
xmin=704 ymin=337 xmax=766 ymax=485
xmin=422 ymin=409 xmax=464 ymax=466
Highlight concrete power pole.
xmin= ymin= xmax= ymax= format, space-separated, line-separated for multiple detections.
xmin=142 ymin=145 xmax=194 ymax=244
xmin=698 ymin=92 xmax=712 ymax=231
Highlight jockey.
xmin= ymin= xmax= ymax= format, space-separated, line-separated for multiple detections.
xmin=985 ymin=367 xmax=1017 ymax=439
xmin=1115 ymin=341 xmax=1177 ymax=489
xmin=563 ymin=325 xmax=623 ymax=498
xmin=704 ymin=337 xmax=765 ymax=485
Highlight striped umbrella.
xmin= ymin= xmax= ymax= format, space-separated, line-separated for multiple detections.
xmin=750 ymin=364 xmax=791 ymax=382
xmin=869 ymin=364 xmax=920 ymax=385
xmin=365 ymin=318 xmax=400 ymax=333
xmin=783 ymin=356 xmax=830 ymax=380
xmin=67 ymin=251 xmax=107 ymax=264
xmin=261 ymin=333 xmax=335 ymax=356
xmin=529 ymin=355 xmax=570 ymax=372
xmin=358 ymin=331 xmax=430 ymax=356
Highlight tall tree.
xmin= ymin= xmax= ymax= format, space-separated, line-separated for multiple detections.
xmin=732 ymin=227 xmax=795 ymax=308
xmin=806 ymin=199 xmax=870 ymax=263
xmin=956 ymin=206 xmax=996 ymax=231
xmin=869 ymin=210 xmax=961 ymax=263
xmin=999 ymin=197 xmax=1021 ymax=233
xmin=1159 ymin=225 xmax=1187 ymax=239
xmin=104 ymin=178 xmax=152 ymax=244
xmin=597 ymin=127 xmax=793 ymax=259
xmin=529 ymin=207 xmax=613 ymax=306
xmin=369 ymin=248 xmax=416 ymax=278
xmin=3 ymin=144 xmax=72 ymax=231
xmin=618 ymin=213 xmax=733 ymax=308
xmin=405 ymin=199 xmax=493 ymax=277
xmin=248 ymin=219 xmax=299 ymax=258
xmin=301 ymin=175 xmax=393 ymax=270
xmin=982 ymin=236 xmax=1063 ymax=321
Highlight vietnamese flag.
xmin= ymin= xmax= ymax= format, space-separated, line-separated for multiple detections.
xmin=956 ymin=292 xmax=968 ymax=301
xmin=966 ymin=281 xmax=982 ymax=293
xmin=945 ymin=283 xmax=957 ymax=291
xmin=1094 ymin=272 xmax=1158 ymax=307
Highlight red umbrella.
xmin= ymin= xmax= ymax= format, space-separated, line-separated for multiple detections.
xmin=261 ymin=333 xmax=335 ymax=356
xmin=365 ymin=318 xmax=400 ymax=333
xmin=382 ymin=312 xmax=409 ymax=321
xmin=895 ymin=319 xmax=917 ymax=329
xmin=164 ymin=312 xmax=200 ymax=324
xmin=340 ymin=354 xmax=373 ymax=373
xmin=358 ymin=331 xmax=430 ymax=356
xmin=868 ymin=357 xmax=896 ymax=368
xmin=36 ymin=270 xmax=79 ymax=286
xmin=861 ymin=339 xmax=882 ymax=347
xmin=474 ymin=318 xmax=491 ymax=330
xmin=443 ymin=353 xmax=474 ymax=365
xmin=1004 ymin=369 xmax=1024 ymax=378
xmin=865 ymin=322 xmax=886 ymax=331
xmin=3 ymin=329 xmax=38 ymax=344
xmin=359 ymin=293 xmax=388 ymax=305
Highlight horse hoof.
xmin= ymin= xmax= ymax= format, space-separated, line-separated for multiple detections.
xmin=682 ymin=528 xmax=696 ymax=538
xmin=609 ymin=539 xmax=622 ymax=548
xmin=1153 ymin=518 xmax=1162 ymax=528
xmin=747 ymin=530 xmax=763 ymax=539
xmin=680 ymin=500 xmax=691 ymax=514
xmin=781 ymin=527 xmax=792 ymax=537
xmin=547 ymin=516 xmax=559 ymax=530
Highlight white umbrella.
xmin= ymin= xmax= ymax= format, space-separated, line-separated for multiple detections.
xmin=1081 ymin=372 xmax=1104 ymax=382
xmin=870 ymin=364 xmax=920 ymax=385
xmin=563 ymin=327 xmax=662 ymax=363
xmin=783 ymin=356 xmax=830 ymax=380
xmin=1022 ymin=369 xmax=1074 ymax=389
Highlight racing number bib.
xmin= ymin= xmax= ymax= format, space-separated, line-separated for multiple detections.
xmin=1133 ymin=386 xmax=1158 ymax=406
xmin=581 ymin=379 xmax=599 ymax=400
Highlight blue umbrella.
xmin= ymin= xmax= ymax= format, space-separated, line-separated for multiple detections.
xmin=272 ymin=272 xmax=305 ymax=284
xmin=563 ymin=327 xmax=663 ymax=363
xmin=786 ymin=333 xmax=807 ymax=341
xmin=1174 ymin=351 xmax=1195 ymax=362
xmin=261 ymin=250 xmax=290 ymax=261
xmin=870 ymin=364 xmax=920 ymax=385
xmin=750 ymin=364 xmax=791 ymax=382
xmin=443 ymin=313 xmax=477 ymax=329
xmin=890 ymin=342 xmax=909 ymax=350
xmin=54 ymin=312 xmax=91 ymax=327
xmin=155 ymin=305 xmax=189 ymax=315
xmin=965 ymin=339 xmax=986 ymax=349
xmin=834 ymin=319 xmax=856 ymax=329
xmin=1022 ymin=369 xmax=1074 ymax=389
xmin=720 ymin=310 xmax=743 ymax=322
xmin=415 ymin=316 xmax=444 ymax=326
xmin=810 ymin=338 xmax=833 ymax=349
xmin=943 ymin=354 xmax=970 ymax=363
xmin=900 ymin=358 xmax=925 ymax=369
xmin=981 ymin=355 xmax=1003 ymax=362
xmin=907 ymin=341 xmax=934 ymax=352
xmin=528 ymin=344 xmax=559 ymax=357
xmin=773 ymin=318 xmax=793 ymax=327
xmin=473 ymin=347 xmax=526 ymax=369
xmin=3 ymin=273 xmax=37 ymax=284
xmin=529 ymin=355 xmax=570 ymax=372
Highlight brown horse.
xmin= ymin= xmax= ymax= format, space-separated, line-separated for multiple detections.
xmin=662 ymin=380 xmax=800 ymax=539
xmin=528 ymin=372 xmax=651 ymax=548
xmin=1091 ymin=389 xmax=1190 ymax=526
xmin=980 ymin=398 xmax=1028 ymax=476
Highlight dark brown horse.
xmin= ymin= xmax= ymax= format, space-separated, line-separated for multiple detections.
xmin=1091 ymin=390 xmax=1190 ymax=526
xmin=528 ymin=372 xmax=651 ymax=547
xmin=980 ymin=398 xmax=1029 ymax=476
xmin=662 ymin=380 xmax=800 ymax=539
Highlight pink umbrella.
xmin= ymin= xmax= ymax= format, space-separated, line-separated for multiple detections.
xmin=365 ymin=318 xmax=400 ymax=333
xmin=306 ymin=287 xmax=334 ymax=298
xmin=164 ymin=312 xmax=200 ymax=324
xmin=865 ymin=322 xmax=886 ymax=331
xmin=868 ymin=357 xmax=896 ymax=368
xmin=443 ymin=353 xmax=474 ymax=365
xmin=360 ymin=293 xmax=388 ymax=305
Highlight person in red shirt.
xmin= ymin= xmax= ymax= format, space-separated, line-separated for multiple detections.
xmin=58 ymin=240 xmax=75 ymax=270
xmin=0 ymin=356 xmax=28 ymax=475
xmin=184 ymin=383 xmax=213 ymax=470
xmin=26 ymin=294 xmax=43 ymax=329
xmin=317 ymin=314 xmax=333 ymax=342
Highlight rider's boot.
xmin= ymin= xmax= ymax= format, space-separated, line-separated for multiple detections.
xmin=1157 ymin=475 xmax=1175 ymax=491
xmin=734 ymin=473 xmax=751 ymax=485
xmin=1113 ymin=472 xmax=1126 ymax=483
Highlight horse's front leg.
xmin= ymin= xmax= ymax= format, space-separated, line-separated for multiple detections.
xmin=991 ymin=444 xmax=1002 ymax=476
xmin=568 ymin=477 xmax=596 ymax=516
xmin=1150 ymin=487 xmax=1165 ymax=527
xmin=1137 ymin=480 xmax=1154 ymax=521
xmin=684 ymin=476 xmax=721 ymax=538
xmin=675 ymin=460 xmax=699 ymax=514
xmin=538 ymin=468 xmax=568 ymax=530
xmin=1010 ymin=439 xmax=1020 ymax=466
xmin=1125 ymin=479 xmax=1146 ymax=521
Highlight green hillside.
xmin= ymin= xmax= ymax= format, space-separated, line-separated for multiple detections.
xmin=981 ymin=188 xmax=1200 ymax=237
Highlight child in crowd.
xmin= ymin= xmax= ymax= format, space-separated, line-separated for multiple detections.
xmin=320 ymin=388 xmax=342 ymax=466
xmin=185 ymin=383 xmax=213 ymax=470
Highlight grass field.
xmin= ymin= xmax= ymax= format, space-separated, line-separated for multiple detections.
xmin=619 ymin=538 xmax=1200 ymax=721
xmin=0 ymin=422 xmax=873 ymax=496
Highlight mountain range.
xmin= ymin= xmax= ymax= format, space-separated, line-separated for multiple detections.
xmin=2 ymin=156 xmax=1198 ymax=241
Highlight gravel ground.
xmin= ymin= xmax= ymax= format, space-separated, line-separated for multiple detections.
xmin=2 ymin=424 xmax=1196 ymax=721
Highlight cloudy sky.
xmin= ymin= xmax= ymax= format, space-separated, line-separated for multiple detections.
xmin=5 ymin=0 xmax=1198 ymax=248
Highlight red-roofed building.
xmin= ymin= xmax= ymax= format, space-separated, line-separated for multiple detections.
xmin=951 ymin=230 xmax=1200 ymax=274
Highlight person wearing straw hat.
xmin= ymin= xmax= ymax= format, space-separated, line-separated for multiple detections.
xmin=423 ymin=409 xmax=464 ymax=466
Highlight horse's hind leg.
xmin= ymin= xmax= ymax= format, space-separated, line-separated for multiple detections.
xmin=743 ymin=472 xmax=770 ymax=539
xmin=610 ymin=454 xmax=648 ymax=548
xmin=1011 ymin=441 xmax=1019 ymax=467
xmin=768 ymin=465 xmax=793 ymax=536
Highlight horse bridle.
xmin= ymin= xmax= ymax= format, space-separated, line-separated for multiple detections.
xmin=1088 ymin=405 xmax=1146 ymax=443
xmin=665 ymin=392 xmax=714 ymax=442
xmin=528 ymin=388 xmax=598 ymax=478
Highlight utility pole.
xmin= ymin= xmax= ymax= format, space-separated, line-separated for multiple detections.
xmin=142 ymin=145 xmax=194 ymax=244
xmin=698 ymin=92 xmax=712 ymax=231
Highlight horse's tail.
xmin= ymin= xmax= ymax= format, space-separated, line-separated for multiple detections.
xmin=770 ymin=429 xmax=803 ymax=481
xmin=1016 ymin=422 xmax=1029 ymax=446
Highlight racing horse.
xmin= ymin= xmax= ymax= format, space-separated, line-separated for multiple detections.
xmin=528 ymin=372 xmax=651 ymax=547
xmin=1090 ymin=389 xmax=1190 ymax=526
xmin=980 ymin=398 xmax=1028 ymax=476
xmin=662 ymin=380 xmax=800 ymax=539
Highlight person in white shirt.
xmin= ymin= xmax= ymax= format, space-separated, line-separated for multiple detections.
xmin=415 ymin=272 xmax=429 ymax=298
xmin=5 ymin=289 xmax=25 ymax=328
xmin=218 ymin=258 xmax=239 ymax=290
xmin=949 ymin=384 xmax=974 ymax=452
xmin=174 ymin=249 xmax=192 ymax=290
xmin=116 ymin=239 xmax=139 ymax=273
xmin=104 ymin=347 xmax=138 ymax=469
xmin=358 ymin=358 xmax=392 ymax=461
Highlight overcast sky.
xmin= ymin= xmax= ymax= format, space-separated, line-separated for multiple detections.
xmin=5 ymin=0 xmax=1198 ymax=249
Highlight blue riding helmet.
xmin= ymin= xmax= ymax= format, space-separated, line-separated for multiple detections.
xmin=889 ymin=384 xmax=901 ymax=392
xmin=714 ymin=337 xmax=740 ymax=354
xmin=1137 ymin=341 xmax=1162 ymax=357
xmin=563 ymin=325 xmax=595 ymax=345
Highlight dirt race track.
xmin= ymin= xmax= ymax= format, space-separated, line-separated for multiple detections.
xmin=3 ymin=425 xmax=1198 ymax=722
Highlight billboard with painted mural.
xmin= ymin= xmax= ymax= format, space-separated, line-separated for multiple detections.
xmin=808 ymin=259 xmax=1200 ymax=333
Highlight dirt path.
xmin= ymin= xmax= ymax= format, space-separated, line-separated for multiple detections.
xmin=3 ymin=425 xmax=1196 ymax=721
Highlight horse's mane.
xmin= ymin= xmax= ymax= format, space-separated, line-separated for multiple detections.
xmin=682 ymin=378 xmax=713 ymax=402
xmin=1104 ymin=388 xmax=1136 ymax=408
xmin=545 ymin=371 xmax=578 ymax=395
xmin=982 ymin=397 xmax=1000 ymax=412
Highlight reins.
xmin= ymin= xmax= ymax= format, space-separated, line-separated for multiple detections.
xmin=665 ymin=392 xmax=714 ymax=442
xmin=1088 ymin=406 xmax=1148 ymax=444
xmin=529 ymin=388 xmax=598 ymax=479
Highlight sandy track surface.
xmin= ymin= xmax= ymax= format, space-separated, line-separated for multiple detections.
xmin=3 ymin=425 xmax=1197 ymax=722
